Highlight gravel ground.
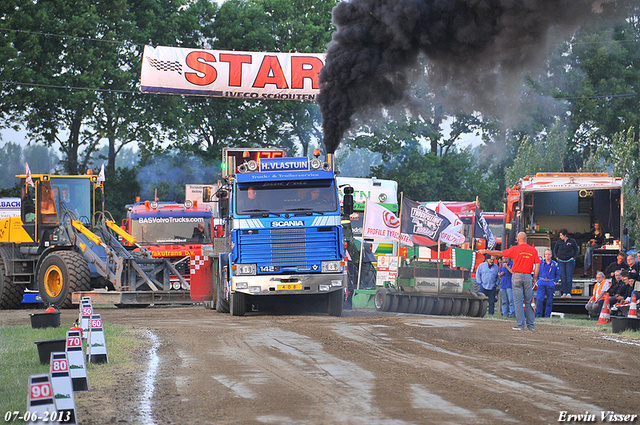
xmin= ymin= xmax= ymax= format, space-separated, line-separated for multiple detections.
xmin=3 ymin=306 xmax=640 ymax=425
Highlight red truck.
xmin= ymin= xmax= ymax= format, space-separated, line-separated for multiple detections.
xmin=122 ymin=200 xmax=223 ymax=305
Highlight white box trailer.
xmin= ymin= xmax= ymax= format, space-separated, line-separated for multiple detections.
xmin=504 ymin=173 xmax=624 ymax=303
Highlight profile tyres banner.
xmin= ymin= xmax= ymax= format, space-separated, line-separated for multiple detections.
xmin=140 ymin=45 xmax=325 ymax=100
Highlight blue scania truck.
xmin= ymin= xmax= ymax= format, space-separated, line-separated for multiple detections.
xmin=213 ymin=148 xmax=351 ymax=316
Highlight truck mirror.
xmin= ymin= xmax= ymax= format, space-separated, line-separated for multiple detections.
xmin=342 ymin=186 xmax=354 ymax=216
xmin=203 ymin=186 xmax=212 ymax=202
xmin=217 ymin=190 xmax=229 ymax=218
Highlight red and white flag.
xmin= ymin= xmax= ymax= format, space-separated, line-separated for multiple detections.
xmin=363 ymin=198 xmax=413 ymax=246
xmin=25 ymin=163 xmax=34 ymax=187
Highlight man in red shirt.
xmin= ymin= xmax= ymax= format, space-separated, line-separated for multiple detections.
xmin=480 ymin=232 xmax=540 ymax=330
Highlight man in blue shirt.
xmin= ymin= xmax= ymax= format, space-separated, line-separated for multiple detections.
xmin=476 ymin=255 xmax=500 ymax=315
xmin=537 ymin=249 xmax=560 ymax=317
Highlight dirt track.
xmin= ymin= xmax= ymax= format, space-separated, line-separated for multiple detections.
xmin=4 ymin=306 xmax=640 ymax=424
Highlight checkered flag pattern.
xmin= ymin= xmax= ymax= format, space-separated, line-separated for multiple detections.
xmin=147 ymin=57 xmax=182 ymax=74
xmin=190 ymin=256 xmax=208 ymax=274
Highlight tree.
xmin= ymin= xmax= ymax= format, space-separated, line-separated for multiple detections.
xmin=583 ymin=127 xmax=640 ymax=246
xmin=504 ymin=124 xmax=569 ymax=186
xmin=172 ymin=0 xmax=337 ymax=159
xmin=0 ymin=0 xmax=216 ymax=175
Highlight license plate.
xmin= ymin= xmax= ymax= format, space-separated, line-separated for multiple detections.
xmin=277 ymin=284 xmax=302 ymax=291
xmin=571 ymin=288 xmax=582 ymax=295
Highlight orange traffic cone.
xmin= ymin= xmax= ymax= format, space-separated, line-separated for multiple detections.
xmin=628 ymin=294 xmax=637 ymax=319
xmin=597 ymin=293 xmax=611 ymax=325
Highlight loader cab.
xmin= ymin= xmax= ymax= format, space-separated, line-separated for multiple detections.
xmin=19 ymin=174 xmax=96 ymax=244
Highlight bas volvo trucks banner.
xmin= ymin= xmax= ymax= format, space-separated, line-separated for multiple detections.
xmin=140 ymin=45 xmax=325 ymax=100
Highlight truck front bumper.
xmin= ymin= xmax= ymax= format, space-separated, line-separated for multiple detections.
xmin=231 ymin=273 xmax=346 ymax=295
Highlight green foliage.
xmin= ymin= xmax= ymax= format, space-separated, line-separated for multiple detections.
xmin=504 ymin=125 xmax=569 ymax=186
xmin=583 ymin=127 xmax=640 ymax=246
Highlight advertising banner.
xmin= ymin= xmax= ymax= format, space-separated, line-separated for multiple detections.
xmin=140 ymin=45 xmax=325 ymax=101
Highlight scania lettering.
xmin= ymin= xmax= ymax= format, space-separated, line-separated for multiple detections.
xmin=214 ymin=148 xmax=350 ymax=316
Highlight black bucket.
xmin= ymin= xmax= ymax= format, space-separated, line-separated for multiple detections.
xmin=29 ymin=312 xmax=61 ymax=329
xmin=611 ymin=316 xmax=640 ymax=334
xmin=34 ymin=339 xmax=67 ymax=364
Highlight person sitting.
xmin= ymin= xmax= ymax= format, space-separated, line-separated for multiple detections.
xmin=608 ymin=270 xmax=633 ymax=313
xmin=605 ymin=252 xmax=627 ymax=280
xmin=191 ymin=223 xmax=206 ymax=242
xmin=583 ymin=221 xmax=605 ymax=275
xmin=585 ymin=272 xmax=611 ymax=319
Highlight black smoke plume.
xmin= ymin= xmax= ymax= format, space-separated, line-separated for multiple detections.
xmin=317 ymin=0 xmax=634 ymax=153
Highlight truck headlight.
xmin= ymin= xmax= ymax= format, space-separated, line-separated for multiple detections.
xmin=319 ymin=285 xmax=330 ymax=292
xmin=321 ymin=261 xmax=342 ymax=273
xmin=234 ymin=264 xmax=256 ymax=276
xmin=331 ymin=280 xmax=343 ymax=287
xmin=236 ymin=282 xmax=248 ymax=290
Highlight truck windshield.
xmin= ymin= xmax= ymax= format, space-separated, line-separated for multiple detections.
xmin=129 ymin=217 xmax=212 ymax=244
xmin=237 ymin=180 xmax=338 ymax=215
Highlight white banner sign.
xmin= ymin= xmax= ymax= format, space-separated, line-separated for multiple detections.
xmin=140 ymin=45 xmax=325 ymax=101
xmin=363 ymin=199 xmax=413 ymax=246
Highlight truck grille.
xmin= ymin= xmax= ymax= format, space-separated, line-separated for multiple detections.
xmin=238 ymin=227 xmax=339 ymax=271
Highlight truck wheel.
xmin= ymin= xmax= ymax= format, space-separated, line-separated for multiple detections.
xmin=215 ymin=255 xmax=230 ymax=313
xmin=38 ymin=251 xmax=90 ymax=309
xmin=230 ymin=292 xmax=246 ymax=316
xmin=327 ymin=289 xmax=343 ymax=317
xmin=389 ymin=295 xmax=400 ymax=312
xmin=216 ymin=280 xmax=230 ymax=313
xmin=408 ymin=296 xmax=421 ymax=314
xmin=476 ymin=299 xmax=488 ymax=317
xmin=374 ymin=288 xmax=391 ymax=311
xmin=441 ymin=298 xmax=454 ymax=315
xmin=451 ymin=298 xmax=463 ymax=316
xmin=421 ymin=297 xmax=435 ymax=314
xmin=459 ymin=299 xmax=470 ymax=316
xmin=0 ymin=251 xmax=25 ymax=310
xmin=397 ymin=296 xmax=410 ymax=313
xmin=467 ymin=299 xmax=480 ymax=317
xmin=431 ymin=298 xmax=445 ymax=315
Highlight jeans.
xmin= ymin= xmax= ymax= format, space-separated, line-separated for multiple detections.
xmin=536 ymin=280 xmax=555 ymax=317
xmin=584 ymin=244 xmax=600 ymax=270
xmin=558 ymin=259 xmax=575 ymax=295
xmin=479 ymin=286 xmax=497 ymax=315
xmin=501 ymin=287 xmax=515 ymax=317
xmin=512 ymin=273 xmax=535 ymax=329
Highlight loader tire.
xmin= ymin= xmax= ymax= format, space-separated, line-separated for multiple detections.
xmin=374 ymin=288 xmax=391 ymax=312
xmin=0 ymin=251 xmax=25 ymax=310
xmin=230 ymin=292 xmax=246 ymax=316
xmin=38 ymin=251 xmax=90 ymax=309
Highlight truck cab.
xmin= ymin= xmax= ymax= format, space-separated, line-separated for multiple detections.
xmin=216 ymin=149 xmax=348 ymax=316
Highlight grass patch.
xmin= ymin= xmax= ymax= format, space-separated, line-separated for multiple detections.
xmin=0 ymin=323 xmax=145 ymax=421
xmin=485 ymin=312 xmax=640 ymax=339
